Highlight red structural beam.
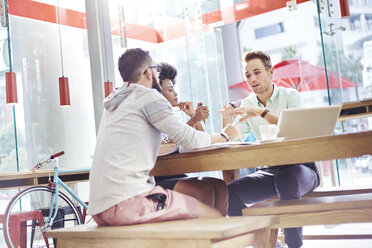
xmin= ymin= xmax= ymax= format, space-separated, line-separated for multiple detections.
xmin=8 ymin=0 xmax=311 ymax=43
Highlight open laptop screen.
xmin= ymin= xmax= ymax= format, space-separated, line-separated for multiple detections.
xmin=277 ymin=105 xmax=342 ymax=140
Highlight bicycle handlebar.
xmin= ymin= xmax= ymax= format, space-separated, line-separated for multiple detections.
xmin=51 ymin=151 xmax=64 ymax=159
xmin=31 ymin=151 xmax=65 ymax=172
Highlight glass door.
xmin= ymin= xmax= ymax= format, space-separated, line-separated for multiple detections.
xmin=317 ymin=0 xmax=372 ymax=186
xmin=317 ymin=0 xmax=364 ymax=105
xmin=0 ymin=2 xmax=18 ymax=174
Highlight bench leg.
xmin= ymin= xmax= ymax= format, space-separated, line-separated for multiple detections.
xmin=269 ymin=228 xmax=279 ymax=248
xmin=277 ymin=228 xmax=285 ymax=245
xmin=255 ymin=228 xmax=272 ymax=248
xmin=247 ymin=228 xmax=272 ymax=248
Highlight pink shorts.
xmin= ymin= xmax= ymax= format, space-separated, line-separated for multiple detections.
xmin=92 ymin=186 xmax=199 ymax=226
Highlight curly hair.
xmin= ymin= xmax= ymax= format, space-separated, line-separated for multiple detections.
xmin=158 ymin=62 xmax=177 ymax=86
xmin=118 ymin=48 xmax=152 ymax=83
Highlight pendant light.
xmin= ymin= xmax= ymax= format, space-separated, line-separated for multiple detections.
xmin=57 ymin=0 xmax=70 ymax=106
xmin=339 ymin=0 xmax=350 ymax=18
xmin=6 ymin=72 xmax=17 ymax=104
xmin=3 ymin=0 xmax=17 ymax=104
xmin=104 ymin=81 xmax=113 ymax=97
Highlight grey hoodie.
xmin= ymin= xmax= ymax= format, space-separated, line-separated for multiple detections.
xmin=104 ymin=83 xmax=134 ymax=112
xmin=89 ymin=83 xmax=211 ymax=215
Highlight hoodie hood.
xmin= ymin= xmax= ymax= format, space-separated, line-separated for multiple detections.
xmin=104 ymin=83 xmax=135 ymax=112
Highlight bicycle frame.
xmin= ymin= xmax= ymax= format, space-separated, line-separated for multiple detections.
xmin=43 ymin=163 xmax=89 ymax=229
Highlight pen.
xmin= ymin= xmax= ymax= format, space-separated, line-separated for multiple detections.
xmin=229 ymin=102 xmax=237 ymax=108
xmin=198 ymin=102 xmax=206 ymax=124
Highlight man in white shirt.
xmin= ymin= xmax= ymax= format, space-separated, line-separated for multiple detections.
xmin=220 ymin=51 xmax=319 ymax=248
xmin=89 ymin=48 xmax=240 ymax=226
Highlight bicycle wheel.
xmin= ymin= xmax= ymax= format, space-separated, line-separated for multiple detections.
xmin=3 ymin=186 xmax=83 ymax=248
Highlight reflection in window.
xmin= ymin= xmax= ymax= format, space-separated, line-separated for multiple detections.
xmin=314 ymin=16 xmax=319 ymax=28
xmin=254 ymin=22 xmax=284 ymax=39
xmin=201 ymin=0 xmax=220 ymax=14
xmin=349 ymin=15 xmax=362 ymax=31
xmin=366 ymin=15 xmax=372 ymax=30
xmin=350 ymin=0 xmax=369 ymax=7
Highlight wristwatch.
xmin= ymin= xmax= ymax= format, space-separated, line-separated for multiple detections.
xmin=260 ymin=108 xmax=269 ymax=118
xmin=220 ymin=132 xmax=230 ymax=142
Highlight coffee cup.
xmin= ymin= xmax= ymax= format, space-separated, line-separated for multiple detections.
xmin=259 ymin=124 xmax=279 ymax=140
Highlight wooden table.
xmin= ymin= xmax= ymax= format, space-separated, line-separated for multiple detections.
xmin=1 ymin=131 xmax=371 ymax=190
xmin=0 ymin=169 xmax=90 ymax=190
xmin=339 ymin=99 xmax=372 ymax=121
xmin=152 ymin=131 xmax=372 ymax=177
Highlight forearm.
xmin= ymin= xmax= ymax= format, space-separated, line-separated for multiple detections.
xmin=210 ymin=133 xmax=228 ymax=144
xmin=256 ymin=108 xmax=278 ymax=124
xmin=187 ymin=115 xmax=205 ymax=131
xmin=155 ymin=115 xmax=210 ymax=149
xmin=194 ymin=122 xmax=204 ymax=131
xmin=187 ymin=118 xmax=204 ymax=131
xmin=222 ymin=117 xmax=233 ymax=128
xmin=210 ymin=123 xmax=241 ymax=143
xmin=186 ymin=118 xmax=197 ymax=128
xmin=248 ymin=107 xmax=279 ymax=125
xmin=186 ymin=118 xmax=204 ymax=132
xmin=262 ymin=112 xmax=278 ymax=125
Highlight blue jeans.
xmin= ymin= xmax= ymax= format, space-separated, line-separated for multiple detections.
xmin=228 ymin=163 xmax=320 ymax=248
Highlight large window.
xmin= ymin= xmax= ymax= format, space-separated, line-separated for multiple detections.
xmin=108 ymin=0 xmax=229 ymax=134
xmin=237 ymin=0 xmax=372 ymax=188
xmin=0 ymin=27 xmax=16 ymax=173
xmin=1 ymin=2 xmax=96 ymax=246
xmin=2 ymin=0 xmax=96 ymax=172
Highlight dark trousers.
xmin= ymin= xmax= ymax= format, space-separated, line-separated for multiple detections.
xmin=155 ymin=174 xmax=187 ymax=190
xmin=228 ymin=163 xmax=320 ymax=248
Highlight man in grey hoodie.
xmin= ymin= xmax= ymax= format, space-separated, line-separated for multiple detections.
xmin=88 ymin=48 xmax=241 ymax=226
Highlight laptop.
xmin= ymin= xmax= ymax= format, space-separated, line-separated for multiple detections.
xmin=277 ymin=105 xmax=342 ymax=140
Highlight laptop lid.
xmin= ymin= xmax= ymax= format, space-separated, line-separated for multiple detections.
xmin=277 ymin=105 xmax=342 ymax=140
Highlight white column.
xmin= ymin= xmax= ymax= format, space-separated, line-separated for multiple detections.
xmin=85 ymin=0 xmax=115 ymax=133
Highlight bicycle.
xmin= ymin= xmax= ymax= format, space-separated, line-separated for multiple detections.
xmin=3 ymin=151 xmax=89 ymax=248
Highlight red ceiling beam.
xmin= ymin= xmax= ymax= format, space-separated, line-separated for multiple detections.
xmin=8 ymin=0 xmax=311 ymax=43
xmin=8 ymin=0 xmax=87 ymax=29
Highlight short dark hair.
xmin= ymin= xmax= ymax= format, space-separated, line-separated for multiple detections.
xmin=118 ymin=48 xmax=152 ymax=83
xmin=244 ymin=51 xmax=272 ymax=70
xmin=158 ymin=62 xmax=177 ymax=86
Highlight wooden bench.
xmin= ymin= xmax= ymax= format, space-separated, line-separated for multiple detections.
xmin=275 ymin=187 xmax=372 ymax=242
xmin=46 ymin=216 xmax=278 ymax=248
xmin=266 ymin=186 xmax=372 ymax=202
xmin=242 ymin=193 xmax=372 ymax=248
xmin=303 ymin=187 xmax=372 ymax=198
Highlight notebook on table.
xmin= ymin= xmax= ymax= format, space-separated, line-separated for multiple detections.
xmin=277 ymin=105 xmax=342 ymax=140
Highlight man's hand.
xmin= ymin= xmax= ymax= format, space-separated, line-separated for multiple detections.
xmin=218 ymin=104 xmax=236 ymax=119
xmin=232 ymin=106 xmax=263 ymax=122
xmin=222 ymin=124 xmax=241 ymax=141
xmin=218 ymin=103 xmax=239 ymax=127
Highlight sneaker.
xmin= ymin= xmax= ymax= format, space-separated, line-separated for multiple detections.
xmin=276 ymin=240 xmax=286 ymax=248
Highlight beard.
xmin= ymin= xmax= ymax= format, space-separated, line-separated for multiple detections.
xmin=152 ymin=74 xmax=162 ymax=93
